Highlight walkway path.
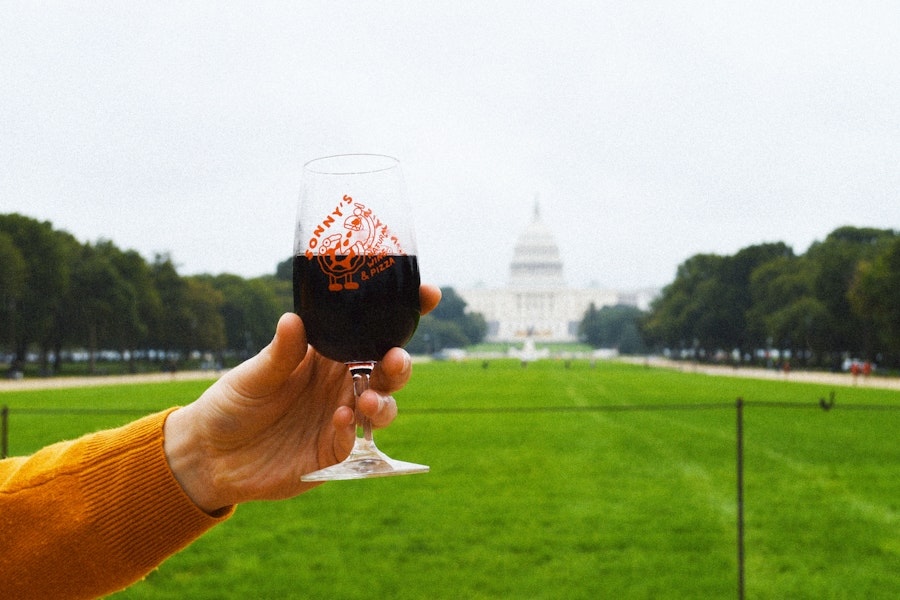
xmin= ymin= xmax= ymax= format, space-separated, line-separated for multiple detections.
xmin=3 ymin=359 xmax=900 ymax=393
xmin=627 ymin=357 xmax=900 ymax=392
xmin=0 ymin=370 xmax=224 ymax=393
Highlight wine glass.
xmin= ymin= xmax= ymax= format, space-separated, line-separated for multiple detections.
xmin=294 ymin=154 xmax=428 ymax=481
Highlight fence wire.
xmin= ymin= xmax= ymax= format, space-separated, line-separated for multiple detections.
xmin=2 ymin=395 xmax=899 ymax=600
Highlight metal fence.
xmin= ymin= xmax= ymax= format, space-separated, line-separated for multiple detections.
xmin=2 ymin=395 xmax=899 ymax=600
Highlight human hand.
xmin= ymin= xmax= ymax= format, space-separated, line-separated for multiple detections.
xmin=164 ymin=285 xmax=441 ymax=513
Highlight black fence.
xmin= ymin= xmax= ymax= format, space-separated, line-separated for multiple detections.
xmin=2 ymin=395 xmax=898 ymax=600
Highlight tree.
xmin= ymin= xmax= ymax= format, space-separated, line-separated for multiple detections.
xmin=67 ymin=244 xmax=139 ymax=373
xmin=275 ymin=256 xmax=293 ymax=281
xmin=149 ymin=254 xmax=184 ymax=356
xmin=201 ymin=274 xmax=283 ymax=357
xmin=642 ymin=253 xmax=725 ymax=354
xmin=0 ymin=214 xmax=71 ymax=369
xmin=181 ymin=277 xmax=226 ymax=355
xmin=579 ymin=303 xmax=602 ymax=346
xmin=405 ymin=315 xmax=471 ymax=354
xmin=806 ymin=227 xmax=897 ymax=358
xmin=103 ymin=244 xmax=163 ymax=370
xmin=0 ymin=233 xmax=26 ymax=359
xmin=150 ymin=255 xmax=227 ymax=360
xmin=406 ymin=287 xmax=487 ymax=353
xmin=849 ymin=237 xmax=900 ymax=365
xmin=643 ymin=244 xmax=792 ymax=358
xmin=746 ymin=255 xmax=829 ymax=365
xmin=579 ymin=303 xmax=647 ymax=354
xmin=719 ymin=243 xmax=794 ymax=352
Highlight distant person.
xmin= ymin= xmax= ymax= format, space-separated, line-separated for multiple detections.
xmin=851 ymin=361 xmax=861 ymax=383
xmin=0 ymin=285 xmax=441 ymax=599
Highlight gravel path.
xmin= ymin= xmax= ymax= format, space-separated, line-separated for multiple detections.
xmin=0 ymin=370 xmax=225 ymax=393
xmin=628 ymin=357 xmax=900 ymax=392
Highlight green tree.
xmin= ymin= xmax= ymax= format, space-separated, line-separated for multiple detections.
xmin=67 ymin=243 xmax=140 ymax=373
xmin=579 ymin=303 xmax=647 ymax=354
xmin=149 ymin=254 xmax=184 ymax=357
xmin=849 ymin=237 xmax=900 ymax=366
xmin=201 ymin=274 xmax=283 ymax=358
xmin=0 ymin=232 xmax=27 ymax=360
xmin=405 ymin=315 xmax=470 ymax=355
xmin=642 ymin=253 xmax=724 ymax=354
xmin=150 ymin=255 xmax=226 ymax=360
xmin=182 ymin=277 xmax=226 ymax=355
xmin=406 ymin=287 xmax=486 ymax=353
xmin=580 ymin=302 xmax=603 ymax=347
xmin=806 ymin=227 xmax=897 ymax=358
xmin=644 ymin=244 xmax=792 ymax=358
xmin=747 ymin=255 xmax=829 ymax=365
xmin=431 ymin=287 xmax=487 ymax=344
xmin=275 ymin=256 xmax=293 ymax=281
xmin=0 ymin=214 xmax=71 ymax=369
xmin=103 ymin=244 xmax=163 ymax=369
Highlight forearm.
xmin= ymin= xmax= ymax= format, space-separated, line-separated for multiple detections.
xmin=0 ymin=409 xmax=233 ymax=600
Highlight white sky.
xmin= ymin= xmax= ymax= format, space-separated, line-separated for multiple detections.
xmin=2 ymin=1 xmax=899 ymax=290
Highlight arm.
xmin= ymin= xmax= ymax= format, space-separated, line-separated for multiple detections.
xmin=0 ymin=409 xmax=227 ymax=600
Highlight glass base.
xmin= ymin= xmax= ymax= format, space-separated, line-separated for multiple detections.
xmin=301 ymin=438 xmax=429 ymax=482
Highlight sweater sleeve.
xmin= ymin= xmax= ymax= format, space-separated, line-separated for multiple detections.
xmin=0 ymin=408 xmax=234 ymax=600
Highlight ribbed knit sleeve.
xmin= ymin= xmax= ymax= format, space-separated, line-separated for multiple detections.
xmin=0 ymin=408 xmax=234 ymax=600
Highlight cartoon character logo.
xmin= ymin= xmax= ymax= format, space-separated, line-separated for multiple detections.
xmin=306 ymin=198 xmax=404 ymax=291
xmin=316 ymin=205 xmax=375 ymax=291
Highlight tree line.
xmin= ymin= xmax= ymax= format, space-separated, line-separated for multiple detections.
xmin=0 ymin=213 xmax=485 ymax=375
xmin=1 ymin=213 xmax=297 ymax=374
xmin=6 ymin=213 xmax=898 ymax=374
xmin=639 ymin=226 xmax=900 ymax=370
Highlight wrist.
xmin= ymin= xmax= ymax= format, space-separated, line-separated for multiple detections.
xmin=163 ymin=406 xmax=227 ymax=514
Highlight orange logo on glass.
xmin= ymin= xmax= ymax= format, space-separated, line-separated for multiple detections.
xmin=304 ymin=195 xmax=406 ymax=291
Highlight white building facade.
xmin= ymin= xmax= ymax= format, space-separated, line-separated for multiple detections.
xmin=459 ymin=206 xmax=656 ymax=343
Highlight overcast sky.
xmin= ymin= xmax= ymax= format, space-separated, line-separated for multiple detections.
xmin=3 ymin=1 xmax=899 ymax=291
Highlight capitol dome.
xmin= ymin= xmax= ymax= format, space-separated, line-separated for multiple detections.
xmin=508 ymin=204 xmax=565 ymax=287
xmin=460 ymin=201 xmax=648 ymax=342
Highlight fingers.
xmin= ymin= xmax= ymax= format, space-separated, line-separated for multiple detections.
xmin=361 ymin=347 xmax=408 ymax=428
xmin=358 ymin=390 xmax=398 ymax=428
xmin=420 ymin=284 xmax=441 ymax=315
xmin=331 ymin=391 xmax=397 ymax=429
xmin=332 ymin=347 xmax=408 ymax=431
xmin=370 ymin=347 xmax=412 ymax=393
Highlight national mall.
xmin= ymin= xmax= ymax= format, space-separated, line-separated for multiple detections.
xmin=458 ymin=205 xmax=657 ymax=343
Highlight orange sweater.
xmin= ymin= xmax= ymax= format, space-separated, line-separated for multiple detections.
xmin=0 ymin=408 xmax=233 ymax=599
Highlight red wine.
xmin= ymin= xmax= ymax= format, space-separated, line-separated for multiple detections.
xmin=293 ymin=254 xmax=421 ymax=363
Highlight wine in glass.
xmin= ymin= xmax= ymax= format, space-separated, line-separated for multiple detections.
xmin=294 ymin=154 xmax=428 ymax=481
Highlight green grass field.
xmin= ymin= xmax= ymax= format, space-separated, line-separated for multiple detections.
xmin=3 ymin=361 xmax=898 ymax=599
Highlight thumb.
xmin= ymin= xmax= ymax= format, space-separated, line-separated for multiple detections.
xmin=268 ymin=312 xmax=308 ymax=374
xmin=226 ymin=313 xmax=308 ymax=396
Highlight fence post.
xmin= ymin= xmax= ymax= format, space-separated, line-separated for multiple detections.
xmin=736 ymin=397 xmax=745 ymax=600
xmin=1 ymin=405 xmax=8 ymax=459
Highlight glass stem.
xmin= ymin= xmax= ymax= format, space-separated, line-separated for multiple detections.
xmin=348 ymin=362 xmax=376 ymax=442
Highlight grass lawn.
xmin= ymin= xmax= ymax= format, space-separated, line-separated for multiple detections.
xmin=2 ymin=360 xmax=898 ymax=599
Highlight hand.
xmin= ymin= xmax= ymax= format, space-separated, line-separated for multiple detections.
xmin=164 ymin=285 xmax=441 ymax=513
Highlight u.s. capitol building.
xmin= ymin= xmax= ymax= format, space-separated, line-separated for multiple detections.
xmin=458 ymin=205 xmax=657 ymax=343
